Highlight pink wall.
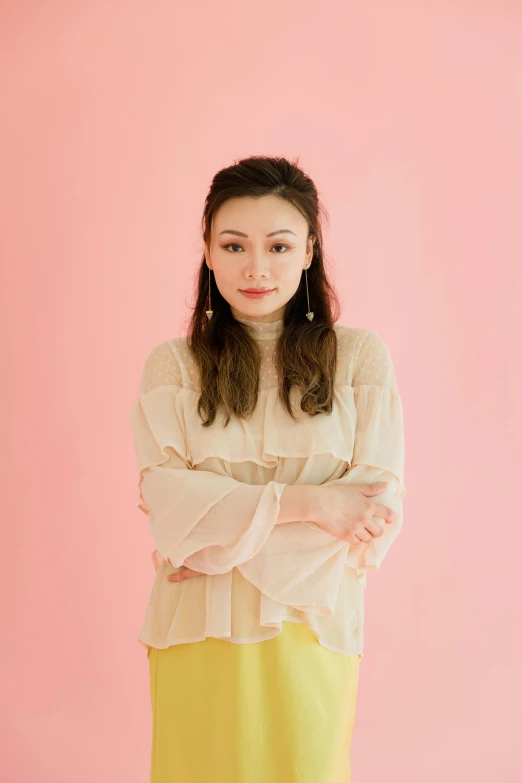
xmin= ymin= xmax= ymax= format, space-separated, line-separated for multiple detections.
xmin=2 ymin=1 xmax=521 ymax=780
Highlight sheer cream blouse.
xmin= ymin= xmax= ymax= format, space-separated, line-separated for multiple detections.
xmin=130 ymin=316 xmax=406 ymax=658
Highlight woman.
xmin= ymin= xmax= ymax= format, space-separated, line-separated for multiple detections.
xmin=130 ymin=155 xmax=406 ymax=782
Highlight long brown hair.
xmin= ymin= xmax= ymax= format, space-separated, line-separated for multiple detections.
xmin=185 ymin=154 xmax=341 ymax=427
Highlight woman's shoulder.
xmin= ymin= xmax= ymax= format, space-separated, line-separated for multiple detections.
xmin=333 ymin=323 xmax=392 ymax=351
xmin=137 ymin=337 xmax=185 ymax=395
xmin=333 ymin=323 xmax=372 ymax=340
xmin=332 ymin=323 xmax=378 ymax=361
xmin=139 ymin=326 xmax=391 ymax=393
xmin=332 ymin=324 xmax=397 ymax=387
xmin=141 ymin=337 xmax=183 ymax=370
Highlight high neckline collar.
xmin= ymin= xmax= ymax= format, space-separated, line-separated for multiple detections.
xmin=234 ymin=315 xmax=284 ymax=340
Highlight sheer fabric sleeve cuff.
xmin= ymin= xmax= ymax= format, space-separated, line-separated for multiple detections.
xmin=340 ymin=382 xmax=406 ymax=573
xmin=131 ymin=385 xmax=287 ymax=573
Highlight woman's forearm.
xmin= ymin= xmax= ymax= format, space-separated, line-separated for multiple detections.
xmin=276 ymin=484 xmax=321 ymax=525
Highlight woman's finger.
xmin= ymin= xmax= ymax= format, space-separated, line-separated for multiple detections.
xmin=167 ymin=568 xmax=205 ymax=581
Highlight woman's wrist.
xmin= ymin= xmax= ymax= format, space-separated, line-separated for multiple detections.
xmin=276 ymin=484 xmax=322 ymax=525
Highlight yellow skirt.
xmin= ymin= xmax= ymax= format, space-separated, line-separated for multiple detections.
xmin=148 ymin=620 xmax=361 ymax=783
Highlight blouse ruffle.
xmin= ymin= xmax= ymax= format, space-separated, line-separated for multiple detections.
xmin=131 ymin=365 xmax=405 ymax=654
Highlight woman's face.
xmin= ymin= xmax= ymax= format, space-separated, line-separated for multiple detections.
xmin=205 ymin=194 xmax=315 ymax=323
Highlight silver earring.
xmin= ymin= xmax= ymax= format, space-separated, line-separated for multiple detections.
xmin=206 ymin=267 xmax=213 ymax=320
xmin=304 ymin=267 xmax=314 ymax=321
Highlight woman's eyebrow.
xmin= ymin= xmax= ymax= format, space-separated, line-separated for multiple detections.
xmin=218 ymin=229 xmax=297 ymax=238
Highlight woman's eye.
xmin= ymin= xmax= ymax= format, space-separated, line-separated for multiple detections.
xmin=223 ymin=243 xmax=290 ymax=253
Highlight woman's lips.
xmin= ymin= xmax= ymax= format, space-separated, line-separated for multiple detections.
xmin=240 ymin=289 xmax=274 ymax=299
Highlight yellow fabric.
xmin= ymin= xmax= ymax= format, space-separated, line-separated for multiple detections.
xmin=148 ymin=620 xmax=361 ymax=783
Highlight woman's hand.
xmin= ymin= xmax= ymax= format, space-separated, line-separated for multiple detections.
xmin=167 ymin=565 xmax=205 ymax=582
xmin=312 ymin=481 xmax=399 ymax=544
xmin=152 ymin=480 xmax=397 ymax=582
xmin=151 ymin=549 xmax=205 ymax=581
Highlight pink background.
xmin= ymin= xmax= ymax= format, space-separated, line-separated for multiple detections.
xmin=2 ymin=1 xmax=521 ymax=781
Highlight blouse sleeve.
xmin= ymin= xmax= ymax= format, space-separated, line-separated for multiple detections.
xmin=334 ymin=330 xmax=406 ymax=574
xmin=130 ymin=341 xmax=288 ymax=574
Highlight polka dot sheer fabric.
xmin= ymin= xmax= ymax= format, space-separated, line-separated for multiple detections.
xmin=137 ymin=318 xmax=399 ymax=396
xmin=130 ymin=318 xmax=406 ymax=657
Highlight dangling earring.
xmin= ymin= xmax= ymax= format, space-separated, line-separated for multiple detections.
xmin=304 ymin=266 xmax=314 ymax=321
xmin=206 ymin=267 xmax=213 ymax=320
